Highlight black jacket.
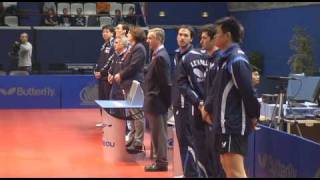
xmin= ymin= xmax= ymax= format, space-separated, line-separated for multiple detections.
xmin=176 ymin=49 xmax=208 ymax=107
xmin=95 ymin=38 xmax=115 ymax=78
xmin=143 ymin=47 xmax=172 ymax=114
xmin=108 ymin=48 xmax=130 ymax=100
xmin=204 ymin=43 xmax=260 ymax=135
xmin=204 ymin=49 xmax=222 ymax=98
xmin=119 ymin=42 xmax=146 ymax=91
xmin=172 ymin=45 xmax=193 ymax=108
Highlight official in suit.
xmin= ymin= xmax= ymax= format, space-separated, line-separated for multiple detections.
xmin=144 ymin=28 xmax=172 ymax=172
xmin=113 ymin=26 xmax=147 ymax=153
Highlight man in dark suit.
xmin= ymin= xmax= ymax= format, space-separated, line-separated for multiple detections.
xmin=144 ymin=28 xmax=172 ymax=172
xmin=112 ymin=26 xmax=147 ymax=153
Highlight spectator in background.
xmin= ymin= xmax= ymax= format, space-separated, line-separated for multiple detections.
xmin=43 ymin=2 xmax=56 ymax=15
xmin=252 ymin=65 xmax=260 ymax=88
xmin=3 ymin=2 xmax=17 ymax=16
xmin=17 ymin=32 xmax=32 ymax=73
xmin=72 ymin=8 xmax=86 ymax=26
xmin=112 ymin=9 xmax=123 ymax=26
xmin=96 ymin=2 xmax=110 ymax=15
xmin=252 ymin=65 xmax=261 ymax=98
xmin=0 ymin=3 xmax=4 ymax=26
xmin=59 ymin=8 xmax=71 ymax=26
xmin=43 ymin=8 xmax=58 ymax=26
xmin=124 ymin=6 xmax=137 ymax=25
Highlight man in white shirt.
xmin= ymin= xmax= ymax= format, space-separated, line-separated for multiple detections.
xmin=18 ymin=32 xmax=32 ymax=73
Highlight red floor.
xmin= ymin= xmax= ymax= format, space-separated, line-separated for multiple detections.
xmin=0 ymin=109 xmax=173 ymax=178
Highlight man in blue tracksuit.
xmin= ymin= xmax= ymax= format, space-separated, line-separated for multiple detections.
xmin=171 ymin=25 xmax=196 ymax=177
xmin=94 ymin=25 xmax=115 ymax=127
xmin=202 ymin=17 xmax=260 ymax=178
xmin=176 ymin=47 xmax=209 ymax=177
xmin=199 ymin=24 xmax=226 ymax=178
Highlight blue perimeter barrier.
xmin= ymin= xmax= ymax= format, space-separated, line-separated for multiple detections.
xmin=245 ymin=125 xmax=320 ymax=178
xmin=1 ymin=75 xmax=320 ymax=178
xmin=0 ymin=75 xmax=98 ymax=108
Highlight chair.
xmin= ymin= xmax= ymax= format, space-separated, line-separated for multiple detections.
xmin=110 ymin=2 xmax=122 ymax=17
xmin=96 ymin=2 xmax=111 ymax=15
xmin=87 ymin=15 xmax=99 ymax=26
xmin=84 ymin=2 xmax=96 ymax=15
xmin=99 ymin=16 xmax=112 ymax=26
xmin=122 ymin=3 xmax=135 ymax=16
xmin=4 ymin=16 xmax=18 ymax=26
xmin=70 ymin=3 xmax=83 ymax=15
xmin=57 ymin=2 xmax=70 ymax=15
xmin=9 ymin=70 xmax=29 ymax=76
xmin=4 ymin=2 xmax=18 ymax=16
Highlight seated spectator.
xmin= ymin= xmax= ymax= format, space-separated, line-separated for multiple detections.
xmin=124 ymin=6 xmax=136 ymax=25
xmin=112 ymin=9 xmax=123 ymax=26
xmin=72 ymin=8 xmax=86 ymax=26
xmin=3 ymin=2 xmax=17 ymax=16
xmin=59 ymin=8 xmax=71 ymax=26
xmin=43 ymin=2 xmax=56 ymax=15
xmin=0 ymin=3 xmax=4 ymax=26
xmin=97 ymin=2 xmax=110 ymax=15
xmin=43 ymin=8 xmax=58 ymax=26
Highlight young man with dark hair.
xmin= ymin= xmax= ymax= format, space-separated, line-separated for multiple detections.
xmin=175 ymin=27 xmax=209 ymax=177
xmin=115 ymin=23 xmax=130 ymax=38
xmin=251 ymin=65 xmax=260 ymax=87
xmin=94 ymin=25 xmax=115 ymax=127
xmin=251 ymin=65 xmax=261 ymax=98
xmin=202 ymin=16 xmax=260 ymax=178
xmin=171 ymin=25 xmax=197 ymax=177
xmin=198 ymin=24 xmax=226 ymax=178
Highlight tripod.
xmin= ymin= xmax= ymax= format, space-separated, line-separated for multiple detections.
xmin=269 ymin=79 xmax=287 ymax=131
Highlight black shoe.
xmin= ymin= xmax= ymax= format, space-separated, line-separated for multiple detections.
xmin=144 ymin=164 xmax=168 ymax=172
xmin=127 ymin=143 xmax=144 ymax=154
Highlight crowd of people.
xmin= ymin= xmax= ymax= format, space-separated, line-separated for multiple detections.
xmin=0 ymin=2 xmax=139 ymax=27
xmin=94 ymin=16 xmax=260 ymax=178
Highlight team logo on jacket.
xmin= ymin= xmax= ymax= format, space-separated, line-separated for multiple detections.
xmin=193 ymin=68 xmax=206 ymax=82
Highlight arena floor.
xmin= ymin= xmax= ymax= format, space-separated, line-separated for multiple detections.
xmin=0 ymin=109 xmax=172 ymax=178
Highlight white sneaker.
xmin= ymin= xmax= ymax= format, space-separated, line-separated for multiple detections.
xmin=95 ymin=122 xmax=105 ymax=128
xmin=173 ymin=175 xmax=184 ymax=178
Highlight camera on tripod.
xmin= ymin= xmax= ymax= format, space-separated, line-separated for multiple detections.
xmin=8 ymin=40 xmax=21 ymax=60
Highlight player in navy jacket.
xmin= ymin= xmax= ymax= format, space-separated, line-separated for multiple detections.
xmin=202 ymin=17 xmax=260 ymax=178
xmin=200 ymin=24 xmax=226 ymax=178
xmin=172 ymin=25 xmax=198 ymax=177
xmin=176 ymin=48 xmax=210 ymax=177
